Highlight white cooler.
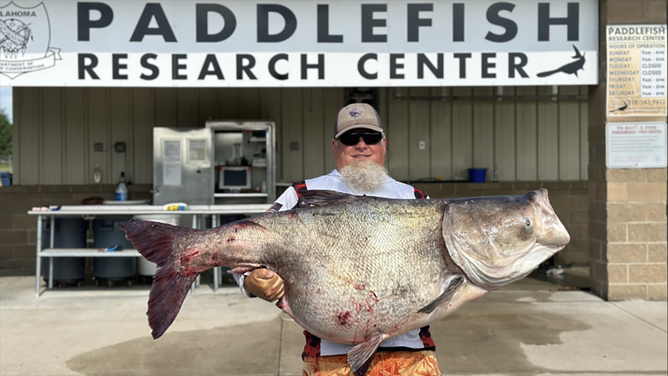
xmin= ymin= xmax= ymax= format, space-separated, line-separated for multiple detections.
xmin=132 ymin=214 xmax=181 ymax=276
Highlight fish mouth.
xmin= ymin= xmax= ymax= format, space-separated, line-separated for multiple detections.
xmin=464 ymin=241 xmax=564 ymax=290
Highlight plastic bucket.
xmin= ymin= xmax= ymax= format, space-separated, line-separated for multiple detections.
xmin=133 ymin=214 xmax=181 ymax=276
xmin=468 ymin=168 xmax=488 ymax=183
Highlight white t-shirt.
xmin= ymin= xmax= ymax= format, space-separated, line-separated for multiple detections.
xmin=237 ymin=169 xmax=430 ymax=356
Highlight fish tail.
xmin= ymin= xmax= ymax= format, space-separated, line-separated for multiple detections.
xmin=536 ymin=69 xmax=558 ymax=77
xmin=116 ymin=219 xmax=199 ymax=339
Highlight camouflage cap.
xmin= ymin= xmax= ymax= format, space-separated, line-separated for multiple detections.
xmin=334 ymin=103 xmax=384 ymax=139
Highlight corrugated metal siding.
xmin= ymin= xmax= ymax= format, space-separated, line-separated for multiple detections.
xmin=12 ymin=86 xmax=588 ymax=185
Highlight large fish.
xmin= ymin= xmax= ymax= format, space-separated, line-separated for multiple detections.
xmin=117 ymin=189 xmax=569 ymax=375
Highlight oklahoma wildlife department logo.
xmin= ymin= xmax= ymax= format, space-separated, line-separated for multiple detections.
xmin=0 ymin=1 xmax=60 ymax=79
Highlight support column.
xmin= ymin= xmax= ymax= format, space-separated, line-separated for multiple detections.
xmin=589 ymin=0 xmax=667 ymax=301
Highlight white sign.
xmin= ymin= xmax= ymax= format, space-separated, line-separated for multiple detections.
xmin=606 ymin=122 xmax=667 ymax=169
xmin=0 ymin=0 xmax=599 ymax=87
xmin=606 ymin=25 xmax=668 ymax=117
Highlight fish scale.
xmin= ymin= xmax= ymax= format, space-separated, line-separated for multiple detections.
xmin=118 ymin=189 xmax=570 ymax=376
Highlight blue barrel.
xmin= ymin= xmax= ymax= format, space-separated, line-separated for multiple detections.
xmin=41 ymin=218 xmax=87 ymax=285
xmin=93 ymin=217 xmax=136 ymax=282
xmin=0 ymin=172 xmax=11 ymax=186
xmin=468 ymin=168 xmax=488 ymax=183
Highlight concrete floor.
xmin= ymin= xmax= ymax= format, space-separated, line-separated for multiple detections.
xmin=1 ymin=272 xmax=666 ymax=376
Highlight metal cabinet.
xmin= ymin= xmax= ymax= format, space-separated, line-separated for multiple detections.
xmin=205 ymin=120 xmax=276 ymax=205
xmin=152 ymin=127 xmax=215 ymax=206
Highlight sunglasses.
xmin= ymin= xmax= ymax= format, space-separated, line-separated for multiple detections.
xmin=338 ymin=131 xmax=384 ymax=146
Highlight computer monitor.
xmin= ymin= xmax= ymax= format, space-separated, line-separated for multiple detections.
xmin=218 ymin=166 xmax=252 ymax=190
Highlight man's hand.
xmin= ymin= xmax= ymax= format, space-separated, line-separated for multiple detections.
xmin=244 ymin=269 xmax=285 ymax=302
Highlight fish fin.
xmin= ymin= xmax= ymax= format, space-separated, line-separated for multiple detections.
xmin=348 ymin=334 xmax=387 ymax=376
xmin=297 ymin=190 xmax=356 ymax=208
xmin=116 ymin=220 xmax=199 ymax=339
xmin=418 ymin=275 xmax=465 ymax=314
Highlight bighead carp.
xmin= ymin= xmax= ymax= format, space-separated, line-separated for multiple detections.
xmin=118 ymin=189 xmax=569 ymax=376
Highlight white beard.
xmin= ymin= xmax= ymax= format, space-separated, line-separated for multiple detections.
xmin=339 ymin=159 xmax=388 ymax=193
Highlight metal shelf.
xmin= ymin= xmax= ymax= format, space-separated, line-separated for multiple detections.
xmin=29 ymin=204 xmax=271 ymax=296
xmin=214 ymin=193 xmax=268 ymax=198
xmin=40 ymin=248 xmax=141 ymax=257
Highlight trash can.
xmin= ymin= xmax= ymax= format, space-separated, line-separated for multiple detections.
xmin=93 ymin=216 xmax=136 ymax=286
xmin=132 ymin=214 xmax=180 ymax=278
xmin=41 ymin=217 xmax=87 ymax=286
xmin=468 ymin=168 xmax=488 ymax=183
xmin=0 ymin=172 xmax=11 ymax=186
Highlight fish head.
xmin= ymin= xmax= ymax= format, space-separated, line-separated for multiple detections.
xmin=442 ymin=189 xmax=570 ymax=291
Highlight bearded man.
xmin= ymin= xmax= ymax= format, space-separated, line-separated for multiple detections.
xmin=234 ymin=103 xmax=440 ymax=376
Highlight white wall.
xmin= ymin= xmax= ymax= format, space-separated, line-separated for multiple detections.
xmin=12 ymin=86 xmax=588 ymax=185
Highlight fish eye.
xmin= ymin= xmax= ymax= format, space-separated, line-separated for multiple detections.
xmin=522 ymin=217 xmax=532 ymax=229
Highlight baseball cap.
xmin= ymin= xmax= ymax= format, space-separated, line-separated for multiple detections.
xmin=334 ymin=103 xmax=384 ymax=139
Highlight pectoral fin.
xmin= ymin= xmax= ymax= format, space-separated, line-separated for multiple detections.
xmin=418 ymin=275 xmax=464 ymax=314
xmin=347 ymin=334 xmax=387 ymax=376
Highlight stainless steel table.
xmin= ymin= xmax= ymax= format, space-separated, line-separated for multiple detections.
xmin=29 ymin=204 xmax=269 ymax=296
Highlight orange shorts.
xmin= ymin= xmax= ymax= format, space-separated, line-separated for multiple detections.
xmin=303 ymin=350 xmax=441 ymax=376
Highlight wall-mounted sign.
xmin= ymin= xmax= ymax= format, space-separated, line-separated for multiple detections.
xmin=607 ymin=25 xmax=667 ymax=117
xmin=606 ymin=122 xmax=667 ymax=169
xmin=0 ymin=0 xmax=599 ymax=88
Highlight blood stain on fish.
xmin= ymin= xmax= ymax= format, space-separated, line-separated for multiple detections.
xmin=354 ymin=282 xmax=366 ymax=290
xmin=179 ymin=248 xmax=200 ymax=264
xmin=337 ymin=311 xmax=351 ymax=325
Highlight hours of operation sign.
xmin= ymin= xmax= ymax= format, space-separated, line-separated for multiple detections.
xmin=607 ymin=25 xmax=667 ymax=117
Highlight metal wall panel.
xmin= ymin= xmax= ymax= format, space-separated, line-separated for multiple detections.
xmin=303 ymin=88 xmax=325 ymax=180
xmin=260 ymin=88 xmax=283 ymax=180
xmin=88 ymin=88 xmax=109 ymax=185
xmin=219 ymin=88 xmax=239 ymax=119
xmin=408 ymin=87 xmax=431 ymax=181
xmin=16 ymin=88 xmax=40 ymax=184
xmin=198 ymin=88 xmax=220 ymax=127
xmin=494 ymin=87 xmax=516 ymax=181
xmin=323 ymin=88 xmax=343 ymax=173
xmin=516 ymin=86 xmax=538 ymax=181
xmin=387 ymin=90 xmax=409 ymax=180
xmin=132 ymin=88 xmax=154 ymax=184
xmin=238 ymin=88 xmax=261 ymax=119
xmin=472 ymin=88 xmax=495 ymax=181
xmin=41 ymin=88 xmax=63 ymax=184
xmin=176 ymin=88 xmax=198 ymax=128
xmin=13 ymin=86 xmax=590 ymax=185
xmin=155 ymin=89 xmax=177 ymax=128
xmin=580 ymin=86 xmax=589 ymax=180
xmin=110 ymin=88 xmax=131 ymax=184
xmin=452 ymin=87 xmax=474 ymax=181
xmin=429 ymin=87 xmax=453 ymax=181
xmin=559 ymin=86 xmax=582 ymax=181
xmin=64 ymin=88 xmax=86 ymax=184
xmin=281 ymin=88 xmax=304 ymax=183
xmin=537 ymin=86 xmax=560 ymax=181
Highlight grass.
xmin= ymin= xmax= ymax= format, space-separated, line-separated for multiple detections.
xmin=0 ymin=163 xmax=12 ymax=173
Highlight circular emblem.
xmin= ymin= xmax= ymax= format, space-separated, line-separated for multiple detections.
xmin=0 ymin=19 xmax=33 ymax=58
xmin=348 ymin=106 xmax=365 ymax=119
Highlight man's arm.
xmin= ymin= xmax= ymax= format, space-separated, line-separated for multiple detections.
xmin=233 ymin=185 xmax=299 ymax=301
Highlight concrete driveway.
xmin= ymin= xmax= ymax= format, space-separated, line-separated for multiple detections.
xmin=1 ymin=274 xmax=666 ymax=376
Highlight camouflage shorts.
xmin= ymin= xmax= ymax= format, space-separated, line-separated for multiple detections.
xmin=303 ymin=350 xmax=441 ymax=376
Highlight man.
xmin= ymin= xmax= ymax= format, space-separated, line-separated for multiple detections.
xmin=235 ymin=103 xmax=441 ymax=375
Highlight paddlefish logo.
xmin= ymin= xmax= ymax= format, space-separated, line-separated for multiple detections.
xmin=536 ymin=45 xmax=586 ymax=78
xmin=0 ymin=1 xmax=61 ymax=79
